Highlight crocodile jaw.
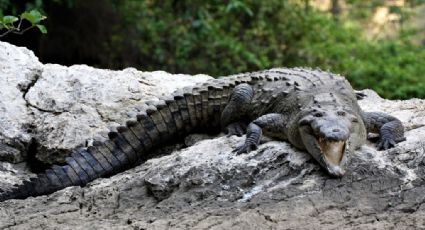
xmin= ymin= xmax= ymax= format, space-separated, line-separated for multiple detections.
xmin=300 ymin=131 xmax=349 ymax=177
xmin=315 ymin=137 xmax=347 ymax=176
xmin=316 ymin=137 xmax=345 ymax=166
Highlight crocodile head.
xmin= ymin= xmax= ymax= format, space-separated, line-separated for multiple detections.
xmin=298 ymin=104 xmax=360 ymax=177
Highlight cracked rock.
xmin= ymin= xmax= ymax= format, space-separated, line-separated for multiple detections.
xmin=0 ymin=42 xmax=212 ymax=164
xmin=0 ymin=42 xmax=42 ymax=163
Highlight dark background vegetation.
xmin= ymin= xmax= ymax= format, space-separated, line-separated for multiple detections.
xmin=1 ymin=0 xmax=424 ymax=99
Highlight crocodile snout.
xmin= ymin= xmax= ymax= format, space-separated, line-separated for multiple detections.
xmin=316 ymin=125 xmax=350 ymax=141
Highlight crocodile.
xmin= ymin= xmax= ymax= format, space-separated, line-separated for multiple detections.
xmin=0 ymin=68 xmax=405 ymax=202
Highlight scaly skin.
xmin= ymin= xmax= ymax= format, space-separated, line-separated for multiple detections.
xmin=0 ymin=68 xmax=405 ymax=202
xmin=221 ymin=68 xmax=405 ymax=176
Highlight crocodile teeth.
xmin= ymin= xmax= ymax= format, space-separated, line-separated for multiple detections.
xmin=317 ymin=138 xmax=346 ymax=165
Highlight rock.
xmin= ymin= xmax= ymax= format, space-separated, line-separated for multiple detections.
xmin=0 ymin=42 xmax=212 ymax=164
xmin=0 ymin=41 xmax=425 ymax=229
xmin=0 ymin=42 xmax=42 ymax=163
xmin=0 ymin=162 xmax=34 ymax=191
xmin=26 ymin=65 xmax=211 ymax=164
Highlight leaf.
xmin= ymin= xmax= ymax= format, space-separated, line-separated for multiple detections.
xmin=21 ymin=10 xmax=45 ymax=25
xmin=36 ymin=24 xmax=47 ymax=34
xmin=2 ymin=16 xmax=19 ymax=24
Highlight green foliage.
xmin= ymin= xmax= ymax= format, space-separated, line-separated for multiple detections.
xmin=0 ymin=0 xmax=43 ymax=16
xmin=295 ymin=20 xmax=425 ymax=99
xmin=111 ymin=0 xmax=424 ymax=99
xmin=2 ymin=15 xmax=18 ymax=25
xmin=0 ymin=0 xmax=423 ymax=99
xmin=21 ymin=10 xmax=44 ymax=24
xmin=0 ymin=9 xmax=47 ymax=37
xmin=113 ymin=1 xmax=306 ymax=74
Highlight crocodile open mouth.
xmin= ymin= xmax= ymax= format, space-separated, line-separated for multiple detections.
xmin=299 ymin=126 xmax=349 ymax=176
xmin=316 ymin=137 xmax=346 ymax=165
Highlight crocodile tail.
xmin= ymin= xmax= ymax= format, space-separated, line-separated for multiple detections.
xmin=0 ymin=76 xmax=254 ymax=202
xmin=0 ymin=143 xmax=127 ymax=202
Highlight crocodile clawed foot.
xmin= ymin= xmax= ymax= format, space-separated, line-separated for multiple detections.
xmin=377 ymin=137 xmax=397 ymax=150
xmin=377 ymin=138 xmax=396 ymax=150
xmin=225 ymin=122 xmax=247 ymax=137
xmin=233 ymin=142 xmax=258 ymax=155
xmin=377 ymin=135 xmax=406 ymax=150
xmin=377 ymin=135 xmax=401 ymax=150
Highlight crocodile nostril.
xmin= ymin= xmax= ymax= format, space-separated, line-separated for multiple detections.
xmin=332 ymin=128 xmax=340 ymax=132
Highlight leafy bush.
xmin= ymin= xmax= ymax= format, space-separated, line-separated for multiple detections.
xmin=303 ymin=36 xmax=425 ymax=99
xmin=111 ymin=0 xmax=424 ymax=99
xmin=1 ymin=0 xmax=424 ymax=99
xmin=292 ymin=14 xmax=425 ymax=99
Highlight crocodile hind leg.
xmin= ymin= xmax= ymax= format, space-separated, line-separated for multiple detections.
xmin=234 ymin=113 xmax=287 ymax=154
xmin=362 ymin=112 xmax=406 ymax=150
xmin=220 ymin=83 xmax=254 ymax=136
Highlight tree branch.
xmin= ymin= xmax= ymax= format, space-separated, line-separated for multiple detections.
xmin=0 ymin=20 xmax=36 ymax=38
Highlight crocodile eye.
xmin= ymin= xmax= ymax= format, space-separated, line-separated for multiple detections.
xmin=337 ymin=111 xmax=346 ymax=116
xmin=313 ymin=112 xmax=323 ymax=117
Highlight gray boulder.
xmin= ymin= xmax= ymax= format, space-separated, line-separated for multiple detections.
xmin=0 ymin=42 xmax=42 ymax=163
xmin=0 ymin=42 xmax=211 ymax=165
xmin=0 ymin=42 xmax=424 ymax=229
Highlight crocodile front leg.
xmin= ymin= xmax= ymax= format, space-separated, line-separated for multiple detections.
xmin=234 ymin=113 xmax=286 ymax=154
xmin=221 ymin=83 xmax=254 ymax=136
xmin=362 ymin=112 xmax=406 ymax=150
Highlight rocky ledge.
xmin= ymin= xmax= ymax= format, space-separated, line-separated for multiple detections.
xmin=0 ymin=42 xmax=424 ymax=229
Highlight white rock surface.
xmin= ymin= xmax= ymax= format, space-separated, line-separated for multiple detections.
xmin=0 ymin=41 xmax=425 ymax=229
xmin=0 ymin=42 xmax=42 ymax=163
xmin=0 ymin=42 xmax=212 ymax=164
